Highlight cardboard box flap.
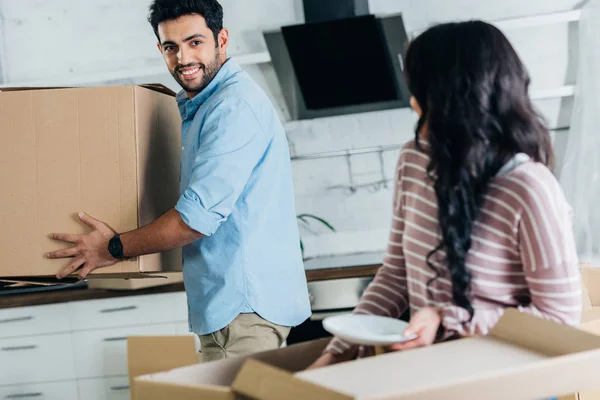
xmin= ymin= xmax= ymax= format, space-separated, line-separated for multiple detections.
xmin=234 ymin=359 xmax=352 ymax=400
xmin=582 ymin=267 xmax=600 ymax=307
xmin=489 ymin=308 xmax=600 ymax=356
xmin=232 ymin=311 xmax=600 ymax=400
xmin=134 ymin=381 xmax=230 ymax=400
xmin=128 ymin=336 xmax=199 ymax=400
xmin=139 ymin=83 xmax=177 ymax=97
xmin=133 ymin=338 xmax=330 ymax=400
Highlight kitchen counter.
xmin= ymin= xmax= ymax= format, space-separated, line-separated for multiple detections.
xmin=0 ymin=263 xmax=381 ymax=309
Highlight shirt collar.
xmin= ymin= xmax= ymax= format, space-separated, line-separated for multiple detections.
xmin=176 ymin=57 xmax=241 ymax=119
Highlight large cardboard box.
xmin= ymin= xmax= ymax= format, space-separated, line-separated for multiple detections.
xmin=0 ymin=85 xmax=182 ymax=279
xmin=133 ymin=310 xmax=600 ymax=400
xmin=133 ymin=337 xmax=331 ymax=400
xmin=559 ymin=267 xmax=600 ymax=400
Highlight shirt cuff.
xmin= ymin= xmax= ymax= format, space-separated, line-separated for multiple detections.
xmin=175 ymin=188 xmax=225 ymax=237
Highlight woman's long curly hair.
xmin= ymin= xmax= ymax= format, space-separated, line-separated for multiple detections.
xmin=404 ymin=21 xmax=554 ymax=319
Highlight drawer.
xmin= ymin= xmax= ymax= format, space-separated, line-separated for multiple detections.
xmin=69 ymin=292 xmax=188 ymax=331
xmin=77 ymin=376 xmax=130 ymax=400
xmin=0 ymin=333 xmax=76 ymax=385
xmin=0 ymin=303 xmax=71 ymax=339
xmin=73 ymin=323 xmax=177 ymax=378
xmin=0 ymin=381 xmax=78 ymax=400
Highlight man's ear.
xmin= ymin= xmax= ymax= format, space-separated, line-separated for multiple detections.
xmin=218 ymin=28 xmax=229 ymax=53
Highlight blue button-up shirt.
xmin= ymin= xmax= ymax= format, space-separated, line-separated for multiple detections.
xmin=174 ymin=59 xmax=311 ymax=335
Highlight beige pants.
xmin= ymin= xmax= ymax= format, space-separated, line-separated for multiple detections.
xmin=198 ymin=313 xmax=290 ymax=362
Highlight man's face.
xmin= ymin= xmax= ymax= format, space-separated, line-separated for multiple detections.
xmin=157 ymin=14 xmax=227 ymax=97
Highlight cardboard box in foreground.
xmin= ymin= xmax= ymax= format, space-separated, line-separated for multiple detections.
xmin=133 ymin=309 xmax=600 ymax=400
xmin=559 ymin=267 xmax=600 ymax=400
xmin=0 ymin=85 xmax=182 ymax=279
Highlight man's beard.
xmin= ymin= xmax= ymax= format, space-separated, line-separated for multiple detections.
xmin=172 ymin=52 xmax=221 ymax=94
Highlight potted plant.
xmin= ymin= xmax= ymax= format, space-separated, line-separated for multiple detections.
xmin=296 ymin=213 xmax=336 ymax=260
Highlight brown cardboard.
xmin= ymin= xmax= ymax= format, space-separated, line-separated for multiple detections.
xmin=87 ymin=272 xmax=184 ymax=290
xmin=582 ymin=267 xmax=600 ymax=307
xmin=0 ymin=85 xmax=182 ymax=279
xmin=233 ymin=309 xmax=600 ymax=400
xmin=133 ymin=311 xmax=600 ymax=400
xmin=133 ymin=338 xmax=331 ymax=400
xmin=127 ymin=336 xmax=200 ymax=400
xmin=562 ymin=267 xmax=600 ymax=400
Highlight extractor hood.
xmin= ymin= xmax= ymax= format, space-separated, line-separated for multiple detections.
xmin=264 ymin=0 xmax=411 ymax=120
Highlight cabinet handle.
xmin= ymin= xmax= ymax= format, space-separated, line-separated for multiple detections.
xmin=100 ymin=305 xmax=137 ymax=313
xmin=0 ymin=316 xmax=34 ymax=324
xmin=5 ymin=393 xmax=42 ymax=399
xmin=103 ymin=337 xmax=127 ymax=342
xmin=1 ymin=345 xmax=37 ymax=351
xmin=110 ymin=385 xmax=130 ymax=391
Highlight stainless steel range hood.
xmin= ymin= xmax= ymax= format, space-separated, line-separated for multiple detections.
xmin=264 ymin=0 xmax=411 ymax=120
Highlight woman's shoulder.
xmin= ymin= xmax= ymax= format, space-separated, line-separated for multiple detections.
xmin=493 ymin=161 xmax=569 ymax=212
xmin=398 ymin=139 xmax=430 ymax=166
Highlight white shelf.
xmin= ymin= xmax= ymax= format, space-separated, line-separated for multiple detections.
xmin=235 ymin=51 xmax=271 ymax=65
xmin=493 ymin=9 xmax=582 ymax=31
xmin=412 ymin=9 xmax=582 ymax=36
xmin=530 ymin=85 xmax=575 ymax=100
xmin=0 ymin=52 xmax=272 ymax=89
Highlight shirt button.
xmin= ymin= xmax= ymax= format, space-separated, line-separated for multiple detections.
xmin=182 ymin=146 xmax=185 ymax=151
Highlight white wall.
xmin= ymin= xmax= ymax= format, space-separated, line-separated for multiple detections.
xmin=0 ymin=0 xmax=584 ymax=258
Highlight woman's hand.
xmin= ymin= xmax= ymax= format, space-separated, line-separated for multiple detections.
xmin=306 ymin=346 xmax=358 ymax=370
xmin=388 ymin=307 xmax=442 ymax=351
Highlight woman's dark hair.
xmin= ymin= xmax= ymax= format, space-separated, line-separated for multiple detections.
xmin=404 ymin=21 xmax=553 ymax=319
xmin=148 ymin=0 xmax=223 ymax=42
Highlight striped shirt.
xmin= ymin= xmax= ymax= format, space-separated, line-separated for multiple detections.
xmin=327 ymin=140 xmax=581 ymax=355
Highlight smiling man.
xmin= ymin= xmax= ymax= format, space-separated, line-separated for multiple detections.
xmin=46 ymin=0 xmax=311 ymax=362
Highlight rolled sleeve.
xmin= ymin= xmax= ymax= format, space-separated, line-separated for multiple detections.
xmin=176 ymin=96 xmax=267 ymax=236
xmin=175 ymin=189 xmax=225 ymax=236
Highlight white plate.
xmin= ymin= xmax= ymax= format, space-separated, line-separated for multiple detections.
xmin=322 ymin=314 xmax=418 ymax=346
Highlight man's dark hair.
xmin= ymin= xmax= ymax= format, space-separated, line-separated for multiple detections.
xmin=148 ymin=0 xmax=223 ymax=42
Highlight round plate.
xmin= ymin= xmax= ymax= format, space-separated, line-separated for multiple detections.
xmin=322 ymin=314 xmax=418 ymax=346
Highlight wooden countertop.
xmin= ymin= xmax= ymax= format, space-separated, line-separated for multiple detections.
xmin=0 ymin=265 xmax=381 ymax=309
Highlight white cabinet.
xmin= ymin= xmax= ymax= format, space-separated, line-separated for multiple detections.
xmin=77 ymin=377 xmax=131 ymax=400
xmin=0 ymin=381 xmax=79 ymax=400
xmin=0 ymin=333 xmax=76 ymax=385
xmin=0 ymin=303 xmax=71 ymax=339
xmin=73 ymin=323 xmax=178 ymax=378
xmin=0 ymin=290 xmax=192 ymax=399
xmin=69 ymin=292 xmax=187 ymax=330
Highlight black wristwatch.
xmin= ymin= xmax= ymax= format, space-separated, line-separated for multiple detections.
xmin=107 ymin=234 xmax=126 ymax=259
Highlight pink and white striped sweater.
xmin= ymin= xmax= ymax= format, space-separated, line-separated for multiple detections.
xmin=327 ymin=140 xmax=581 ymax=355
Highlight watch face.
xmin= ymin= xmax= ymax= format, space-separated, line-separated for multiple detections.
xmin=108 ymin=235 xmax=122 ymax=258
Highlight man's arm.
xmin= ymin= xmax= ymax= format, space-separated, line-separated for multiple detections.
xmin=47 ymin=209 xmax=203 ymax=279
xmin=121 ymin=208 xmax=203 ymax=256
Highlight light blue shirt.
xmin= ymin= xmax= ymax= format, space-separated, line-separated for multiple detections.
xmin=174 ymin=58 xmax=311 ymax=335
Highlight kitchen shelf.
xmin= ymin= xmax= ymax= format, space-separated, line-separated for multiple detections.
xmin=412 ymin=9 xmax=582 ymax=36
xmin=530 ymin=85 xmax=576 ymax=100
xmin=0 ymin=52 xmax=272 ymax=88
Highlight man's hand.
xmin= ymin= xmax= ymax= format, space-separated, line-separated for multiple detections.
xmin=47 ymin=212 xmax=118 ymax=280
xmin=387 ymin=307 xmax=442 ymax=351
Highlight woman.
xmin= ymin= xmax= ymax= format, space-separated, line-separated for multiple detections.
xmin=310 ymin=20 xmax=581 ymax=368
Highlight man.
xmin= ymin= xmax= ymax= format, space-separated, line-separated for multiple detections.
xmin=46 ymin=0 xmax=311 ymax=362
